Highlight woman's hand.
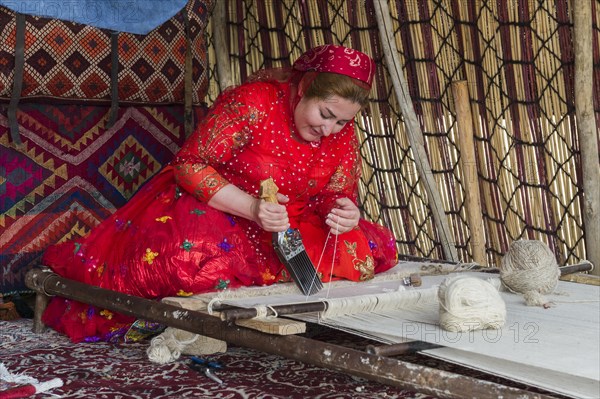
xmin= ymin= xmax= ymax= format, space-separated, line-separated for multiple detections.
xmin=207 ymin=185 xmax=289 ymax=231
xmin=252 ymin=193 xmax=290 ymax=232
xmin=326 ymin=197 xmax=360 ymax=235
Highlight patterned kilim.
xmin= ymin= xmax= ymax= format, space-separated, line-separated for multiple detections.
xmin=0 ymin=0 xmax=210 ymax=104
xmin=0 ymin=103 xmax=208 ymax=294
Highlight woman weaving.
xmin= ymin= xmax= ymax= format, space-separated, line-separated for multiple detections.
xmin=42 ymin=44 xmax=399 ymax=342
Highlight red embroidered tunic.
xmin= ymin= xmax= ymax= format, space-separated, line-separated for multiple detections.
xmin=41 ymin=80 xmax=398 ymax=342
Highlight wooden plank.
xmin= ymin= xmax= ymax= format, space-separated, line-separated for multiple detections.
xmin=162 ymin=294 xmax=307 ymax=336
xmin=235 ymin=318 xmax=306 ymax=335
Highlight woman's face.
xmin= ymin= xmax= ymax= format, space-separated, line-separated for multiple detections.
xmin=293 ymin=95 xmax=362 ymax=143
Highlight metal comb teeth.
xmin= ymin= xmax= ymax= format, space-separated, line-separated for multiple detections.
xmin=273 ymin=228 xmax=322 ymax=296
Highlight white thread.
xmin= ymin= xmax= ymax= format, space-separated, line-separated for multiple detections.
xmin=321 ymin=287 xmax=439 ymax=319
xmin=314 ymin=230 xmax=330 ymax=276
xmin=313 ymin=225 xmax=338 ymax=305
xmin=313 ymin=236 xmax=328 ymax=273
xmin=251 ymin=305 xmax=279 ymax=319
xmin=267 ymin=305 xmax=278 ymax=318
xmin=34 ymin=378 xmax=63 ymax=393
xmin=312 ymin=230 xmax=331 ymax=305
xmin=206 ymin=297 xmax=221 ymax=315
xmin=438 ymin=275 xmax=506 ymax=332
xmin=190 ymin=264 xmax=443 ymax=306
xmin=327 ymin=222 xmax=339 ymax=298
xmin=147 ymin=328 xmax=199 ymax=364
xmin=500 ymin=240 xmax=561 ymax=307
xmin=0 ymin=362 xmax=39 ymax=384
xmin=0 ymin=363 xmax=63 ymax=394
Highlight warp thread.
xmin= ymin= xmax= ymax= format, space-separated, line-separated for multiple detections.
xmin=438 ymin=275 xmax=506 ymax=332
xmin=147 ymin=327 xmax=226 ymax=364
xmin=321 ymin=287 xmax=438 ymax=319
xmin=201 ymin=268 xmax=441 ymax=311
xmin=500 ymin=240 xmax=560 ymax=307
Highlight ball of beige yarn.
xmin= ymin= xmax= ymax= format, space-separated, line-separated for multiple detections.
xmin=438 ymin=275 xmax=506 ymax=332
xmin=500 ymin=240 xmax=560 ymax=306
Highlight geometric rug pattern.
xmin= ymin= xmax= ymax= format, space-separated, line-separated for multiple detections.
xmin=0 ymin=0 xmax=210 ymax=104
xmin=0 ymin=103 xmax=207 ymax=294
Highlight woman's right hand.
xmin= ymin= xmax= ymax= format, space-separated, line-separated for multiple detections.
xmin=206 ymin=184 xmax=289 ymax=231
xmin=252 ymin=193 xmax=290 ymax=232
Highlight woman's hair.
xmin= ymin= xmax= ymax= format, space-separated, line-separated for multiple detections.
xmin=303 ymin=72 xmax=371 ymax=108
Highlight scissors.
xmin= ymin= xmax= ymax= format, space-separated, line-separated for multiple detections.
xmin=188 ymin=356 xmax=224 ymax=384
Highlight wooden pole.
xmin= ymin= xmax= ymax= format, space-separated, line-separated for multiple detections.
xmin=451 ymin=81 xmax=487 ymax=265
xmin=373 ymin=0 xmax=458 ymax=262
xmin=574 ymin=0 xmax=600 ymax=275
xmin=212 ymin=0 xmax=233 ymax=91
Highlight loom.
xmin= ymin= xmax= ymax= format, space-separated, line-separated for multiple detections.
xmin=4 ymin=2 xmax=599 ymax=397
xmin=25 ymin=260 xmax=598 ymax=399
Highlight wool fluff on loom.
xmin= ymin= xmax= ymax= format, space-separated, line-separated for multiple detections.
xmin=500 ymin=240 xmax=560 ymax=307
xmin=438 ymin=275 xmax=506 ymax=332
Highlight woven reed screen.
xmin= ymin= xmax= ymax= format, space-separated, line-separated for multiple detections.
xmin=204 ymin=0 xmax=600 ymax=266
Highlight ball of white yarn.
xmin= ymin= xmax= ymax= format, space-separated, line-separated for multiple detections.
xmin=500 ymin=240 xmax=560 ymax=306
xmin=146 ymin=329 xmax=190 ymax=364
xmin=438 ymin=275 xmax=506 ymax=332
xmin=146 ymin=327 xmax=227 ymax=364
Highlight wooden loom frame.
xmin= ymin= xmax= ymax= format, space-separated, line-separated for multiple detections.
xmin=17 ymin=4 xmax=597 ymax=397
xmin=25 ymin=267 xmax=564 ymax=399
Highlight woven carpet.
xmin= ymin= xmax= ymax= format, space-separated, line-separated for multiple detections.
xmin=0 ymin=103 xmax=206 ymax=295
xmin=1 ymin=319 xmax=431 ymax=399
xmin=0 ymin=0 xmax=210 ymax=104
xmin=0 ymin=317 xmax=569 ymax=399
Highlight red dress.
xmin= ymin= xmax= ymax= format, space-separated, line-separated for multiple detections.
xmin=42 ymin=80 xmax=398 ymax=342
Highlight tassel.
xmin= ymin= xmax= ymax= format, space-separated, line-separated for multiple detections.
xmin=0 ymin=298 xmax=20 ymax=321
xmin=0 ymin=363 xmax=63 ymax=398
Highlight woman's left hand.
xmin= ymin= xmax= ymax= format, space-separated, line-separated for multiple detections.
xmin=326 ymin=197 xmax=360 ymax=235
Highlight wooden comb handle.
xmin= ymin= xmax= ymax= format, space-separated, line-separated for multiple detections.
xmin=259 ymin=178 xmax=279 ymax=203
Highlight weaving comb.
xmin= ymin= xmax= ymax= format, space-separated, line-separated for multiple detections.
xmin=260 ymin=178 xmax=323 ymax=296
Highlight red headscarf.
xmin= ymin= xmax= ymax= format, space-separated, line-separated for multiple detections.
xmin=292 ymin=45 xmax=375 ymax=88
xmin=248 ymin=45 xmax=376 ymax=89
xmin=247 ymin=45 xmax=376 ymax=113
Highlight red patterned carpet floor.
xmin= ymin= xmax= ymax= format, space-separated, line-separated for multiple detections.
xmin=1 ymin=319 xmax=425 ymax=399
xmin=1 ymin=319 xmax=565 ymax=399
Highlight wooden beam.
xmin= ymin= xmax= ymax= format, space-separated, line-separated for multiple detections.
xmin=574 ymin=0 xmax=600 ymax=275
xmin=212 ymin=0 xmax=233 ymax=91
xmin=451 ymin=81 xmax=487 ymax=265
xmin=373 ymin=0 xmax=458 ymax=262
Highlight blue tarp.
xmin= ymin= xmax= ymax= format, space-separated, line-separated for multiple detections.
xmin=0 ymin=0 xmax=189 ymax=35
